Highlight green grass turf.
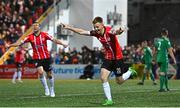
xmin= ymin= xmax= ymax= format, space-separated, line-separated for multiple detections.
xmin=0 ymin=79 xmax=180 ymax=107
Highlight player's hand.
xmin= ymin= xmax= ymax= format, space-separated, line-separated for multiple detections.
xmin=118 ymin=27 xmax=124 ymax=32
xmin=63 ymin=44 xmax=69 ymax=48
xmin=116 ymin=27 xmax=124 ymax=35
xmin=5 ymin=44 xmax=10 ymax=49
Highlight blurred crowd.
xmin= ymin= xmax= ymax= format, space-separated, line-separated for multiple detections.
xmin=51 ymin=46 xmax=104 ymax=65
xmin=0 ymin=0 xmax=54 ymax=57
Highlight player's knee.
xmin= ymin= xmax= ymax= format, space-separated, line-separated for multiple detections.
xmin=116 ymin=78 xmax=124 ymax=85
xmin=38 ymin=70 xmax=43 ymax=76
xmin=38 ymin=73 xmax=44 ymax=79
xmin=37 ymin=66 xmax=44 ymax=74
xmin=48 ymin=76 xmax=52 ymax=79
xmin=101 ymin=79 xmax=108 ymax=83
xmin=17 ymin=68 xmax=20 ymax=72
xmin=100 ymin=77 xmax=108 ymax=83
xmin=47 ymin=71 xmax=53 ymax=79
xmin=116 ymin=80 xmax=123 ymax=85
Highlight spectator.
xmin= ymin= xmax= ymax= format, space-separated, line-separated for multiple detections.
xmin=79 ymin=61 xmax=94 ymax=80
xmin=123 ymin=46 xmax=130 ymax=62
xmin=54 ymin=53 xmax=61 ymax=64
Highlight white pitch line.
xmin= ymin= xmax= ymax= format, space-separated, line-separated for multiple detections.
xmin=3 ymin=88 xmax=180 ymax=100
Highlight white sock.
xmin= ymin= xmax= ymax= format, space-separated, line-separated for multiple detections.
xmin=17 ymin=71 xmax=22 ymax=80
xmin=12 ymin=72 xmax=17 ymax=81
xmin=103 ymin=82 xmax=112 ymax=101
xmin=122 ymin=70 xmax=131 ymax=80
xmin=40 ymin=75 xmax=49 ymax=90
xmin=48 ymin=77 xmax=54 ymax=91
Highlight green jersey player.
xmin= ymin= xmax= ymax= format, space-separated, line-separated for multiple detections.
xmin=137 ymin=41 xmax=157 ymax=85
xmin=155 ymin=28 xmax=176 ymax=92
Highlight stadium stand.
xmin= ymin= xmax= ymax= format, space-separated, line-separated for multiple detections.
xmin=128 ymin=2 xmax=180 ymax=44
xmin=0 ymin=0 xmax=57 ymax=64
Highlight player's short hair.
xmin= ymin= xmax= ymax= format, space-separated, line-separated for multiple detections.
xmin=33 ymin=21 xmax=40 ymax=26
xmin=161 ymin=28 xmax=168 ymax=35
xmin=92 ymin=16 xmax=103 ymax=24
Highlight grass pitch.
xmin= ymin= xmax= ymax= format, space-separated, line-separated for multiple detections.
xmin=0 ymin=79 xmax=180 ymax=107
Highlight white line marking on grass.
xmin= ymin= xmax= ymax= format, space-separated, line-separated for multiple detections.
xmin=60 ymin=93 xmax=103 ymax=97
xmin=7 ymin=88 xmax=180 ymax=100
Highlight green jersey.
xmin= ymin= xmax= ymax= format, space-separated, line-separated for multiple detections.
xmin=155 ymin=36 xmax=171 ymax=63
xmin=142 ymin=46 xmax=152 ymax=64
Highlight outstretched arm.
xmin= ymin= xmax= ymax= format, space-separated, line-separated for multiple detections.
xmin=52 ymin=38 xmax=68 ymax=48
xmin=110 ymin=27 xmax=125 ymax=35
xmin=6 ymin=42 xmax=22 ymax=48
xmin=61 ymin=23 xmax=90 ymax=36
xmin=168 ymin=47 xmax=176 ymax=64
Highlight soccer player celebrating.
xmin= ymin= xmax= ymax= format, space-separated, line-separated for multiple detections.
xmin=155 ymin=28 xmax=176 ymax=92
xmin=62 ymin=16 xmax=137 ymax=106
xmin=12 ymin=45 xmax=26 ymax=84
xmin=137 ymin=41 xmax=157 ymax=85
xmin=7 ymin=22 xmax=68 ymax=97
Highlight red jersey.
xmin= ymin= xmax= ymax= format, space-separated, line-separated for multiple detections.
xmin=90 ymin=26 xmax=123 ymax=60
xmin=15 ymin=48 xmax=26 ymax=63
xmin=22 ymin=32 xmax=54 ymax=60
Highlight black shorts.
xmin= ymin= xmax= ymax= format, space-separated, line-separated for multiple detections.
xmin=15 ymin=62 xmax=23 ymax=68
xmin=33 ymin=58 xmax=52 ymax=72
xmin=101 ymin=59 xmax=129 ymax=77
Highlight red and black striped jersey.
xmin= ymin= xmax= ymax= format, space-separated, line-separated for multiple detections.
xmin=22 ymin=32 xmax=54 ymax=60
xmin=90 ymin=26 xmax=123 ymax=60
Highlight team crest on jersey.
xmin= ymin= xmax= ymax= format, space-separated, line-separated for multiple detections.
xmin=35 ymin=62 xmax=38 ymax=67
xmin=42 ymin=37 xmax=45 ymax=41
xmin=107 ymin=37 xmax=111 ymax=42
